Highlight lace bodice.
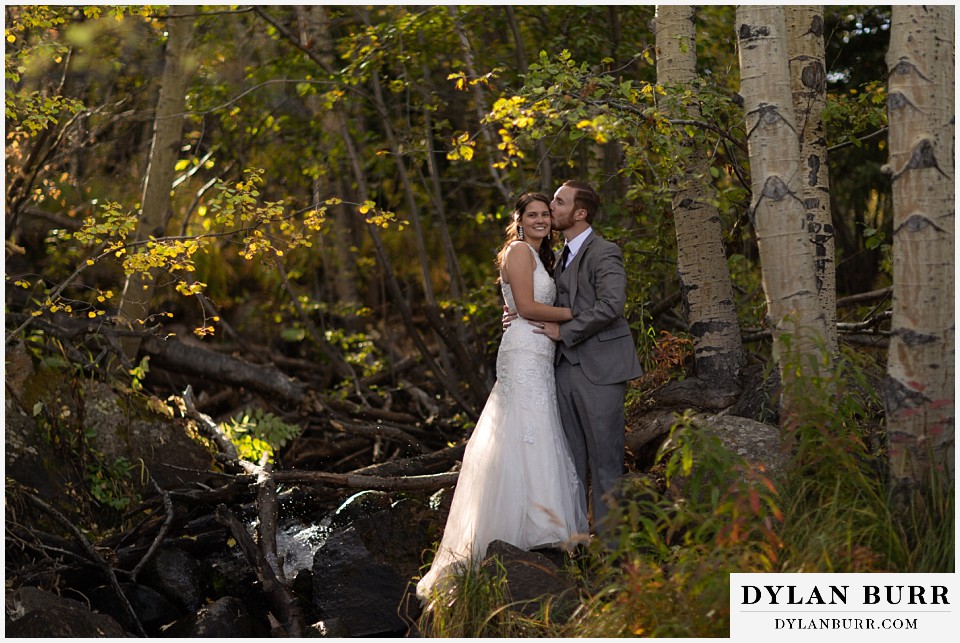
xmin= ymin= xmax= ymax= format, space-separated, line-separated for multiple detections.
xmin=499 ymin=243 xmax=557 ymax=360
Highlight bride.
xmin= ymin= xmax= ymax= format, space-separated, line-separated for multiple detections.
xmin=416 ymin=193 xmax=588 ymax=603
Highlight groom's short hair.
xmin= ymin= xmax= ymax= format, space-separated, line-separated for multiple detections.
xmin=562 ymin=180 xmax=600 ymax=223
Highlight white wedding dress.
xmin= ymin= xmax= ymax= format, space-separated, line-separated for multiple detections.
xmin=416 ymin=242 xmax=587 ymax=602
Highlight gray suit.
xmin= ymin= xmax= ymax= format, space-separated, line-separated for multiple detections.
xmin=554 ymin=232 xmax=643 ymax=535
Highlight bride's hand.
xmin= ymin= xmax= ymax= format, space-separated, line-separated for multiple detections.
xmin=502 ymin=305 xmax=518 ymax=331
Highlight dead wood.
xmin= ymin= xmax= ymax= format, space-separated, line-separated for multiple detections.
xmin=183 ymin=385 xmax=239 ymax=459
xmin=16 ymin=486 xmax=148 ymax=637
xmin=397 ymin=378 xmax=441 ymax=418
xmin=272 ymin=469 xmax=459 ymax=493
xmin=282 ymin=435 xmax=372 ymax=469
xmin=837 ymin=286 xmax=892 ymax=308
xmin=215 ymin=505 xmax=305 ymax=637
xmin=423 ymin=304 xmax=490 ymax=408
xmin=349 ymin=442 xmax=467 ymax=477
xmin=128 ymin=478 xmax=175 ymax=582
xmin=143 ymin=337 xmax=307 ymax=406
xmin=321 ymin=395 xmax=420 ymax=425
xmin=243 ymin=460 xmax=287 ymax=585
xmin=166 ymin=475 xmax=252 ymax=506
xmin=359 ymin=353 xmax=419 ymax=387
xmin=651 ymin=378 xmax=741 ymax=411
xmin=323 ymin=417 xmax=429 ymax=454
xmin=5 ymin=523 xmax=91 ymax=568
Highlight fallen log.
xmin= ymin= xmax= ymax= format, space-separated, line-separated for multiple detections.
xmin=325 ymin=417 xmax=429 ymax=454
xmin=349 ymin=443 xmax=466 ymax=477
xmin=143 ymin=337 xmax=307 ymax=405
xmin=271 ymin=470 xmax=459 ymax=493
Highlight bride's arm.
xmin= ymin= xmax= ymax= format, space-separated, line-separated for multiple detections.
xmin=502 ymin=244 xmax=572 ymax=322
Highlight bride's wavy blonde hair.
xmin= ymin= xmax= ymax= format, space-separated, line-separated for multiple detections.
xmin=495 ymin=193 xmax=556 ymax=281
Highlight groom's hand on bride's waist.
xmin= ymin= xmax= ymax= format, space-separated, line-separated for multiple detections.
xmin=531 ymin=320 xmax=560 ymax=340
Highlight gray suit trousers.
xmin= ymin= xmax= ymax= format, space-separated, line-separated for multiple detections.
xmin=555 ymin=356 xmax=626 ymax=535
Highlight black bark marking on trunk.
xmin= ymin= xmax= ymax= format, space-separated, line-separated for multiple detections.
xmin=800 ymin=60 xmax=826 ymax=92
xmin=738 ymin=23 xmax=771 ymax=41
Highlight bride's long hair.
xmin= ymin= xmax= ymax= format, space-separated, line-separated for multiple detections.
xmin=495 ymin=192 xmax=556 ymax=280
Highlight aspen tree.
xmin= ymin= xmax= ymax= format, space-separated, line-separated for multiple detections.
xmin=882 ymin=5 xmax=955 ymax=486
xmin=736 ymin=5 xmax=829 ymax=424
xmin=656 ymin=5 xmax=745 ymax=388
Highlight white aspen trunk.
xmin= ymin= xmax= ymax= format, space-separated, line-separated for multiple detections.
xmin=118 ymin=6 xmax=196 ymax=360
xmin=656 ymin=5 xmax=745 ymax=387
xmin=786 ymin=6 xmax=838 ymax=359
xmin=736 ymin=5 xmax=828 ymax=424
xmin=882 ymin=5 xmax=955 ymax=486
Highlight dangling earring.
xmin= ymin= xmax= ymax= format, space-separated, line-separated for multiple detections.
xmin=517 ymin=225 xmax=524 ymax=241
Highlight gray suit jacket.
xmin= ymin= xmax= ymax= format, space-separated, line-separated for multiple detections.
xmin=554 ymin=232 xmax=643 ymax=385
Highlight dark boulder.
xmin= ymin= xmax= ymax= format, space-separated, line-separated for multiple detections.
xmin=483 ymin=540 xmax=579 ymax=619
xmin=5 ymin=586 xmax=129 ymax=637
xmin=164 ymin=595 xmax=262 ymax=638
xmin=311 ymin=526 xmax=409 ymax=637
xmin=89 ymin=582 xmax=181 ymax=636
xmin=142 ymin=546 xmax=206 ymax=613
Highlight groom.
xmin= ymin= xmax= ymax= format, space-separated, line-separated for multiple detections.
xmin=533 ymin=179 xmax=643 ymax=539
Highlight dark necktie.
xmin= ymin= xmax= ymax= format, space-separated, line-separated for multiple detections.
xmin=559 ymin=245 xmax=571 ymax=273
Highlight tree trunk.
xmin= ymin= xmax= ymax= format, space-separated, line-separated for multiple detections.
xmin=656 ymin=5 xmax=745 ymax=391
xmin=786 ymin=6 xmax=838 ymax=358
xmin=117 ymin=6 xmax=197 ymax=360
xmin=368 ymin=68 xmax=437 ymax=306
xmin=736 ymin=5 xmax=829 ymax=424
xmin=338 ymin=117 xmax=481 ymax=418
xmin=504 ymin=6 xmax=553 ymax=195
xmin=882 ymin=5 xmax=955 ymax=487
xmin=418 ymin=32 xmax=467 ymax=301
xmin=447 ymin=5 xmax=512 ymax=201
xmin=294 ymin=6 xmax=362 ymax=315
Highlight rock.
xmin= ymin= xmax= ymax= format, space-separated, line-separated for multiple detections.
xmin=164 ymin=596 xmax=262 ymax=638
xmin=89 ymin=582 xmax=181 ymax=636
xmin=311 ymin=526 xmax=409 ymax=637
xmin=351 ymin=497 xmax=442 ymax=580
xmin=81 ymin=379 xmax=216 ymax=491
xmin=142 ymin=547 xmax=206 ymax=613
xmin=483 ymin=540 xmax=579 ymax=619
xmin=657 ymin=412 xmax=787 ymax=504
xmin=4 ymin=412 xmax=68 ymax=506
xmin=5 ymin=366 xmax=216 ymax=515
xmin=695 ymin=412 xmax=786 ymax=476
xmin=729 ymin=365 xmax=780 ymax=424
xmin=5 ymin=586 xmax=130 ymax=637
xmin=324 ymin=489 xmax=393 ymax=531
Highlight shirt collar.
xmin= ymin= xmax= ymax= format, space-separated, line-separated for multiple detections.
xmin=564 ymin=226 xmax=593 ymax=259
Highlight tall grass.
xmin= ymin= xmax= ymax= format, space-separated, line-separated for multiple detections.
xmin=776 ymin=349 xmax=954 ymax=573
xmin=417 ymin=559 xmax=562 ymax=637
xmin=419 ymin=351 xmax=954 ymax=637
xmin=562 ymin=414 xmax=782 ymax=637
